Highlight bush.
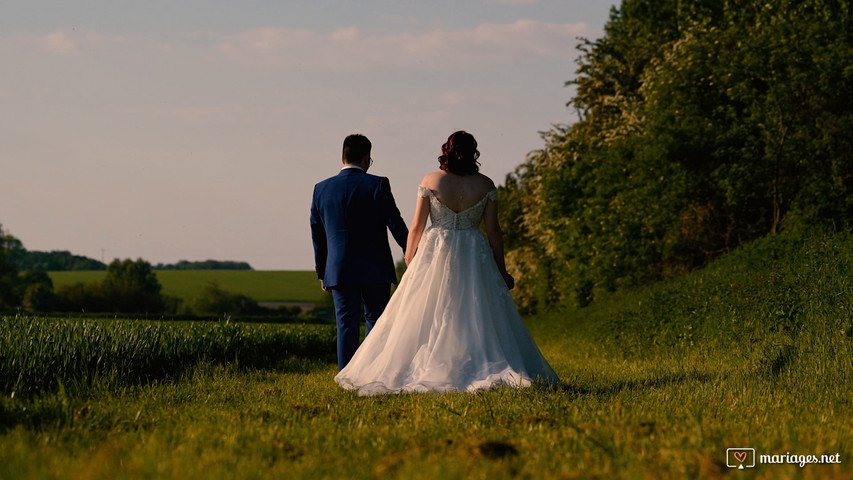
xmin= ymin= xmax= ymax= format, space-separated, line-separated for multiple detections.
xmin=55 ymin=259 xmax=168 ymax=314
xmin=18 ymin=271 xmax=56 ymax=312
xmin=0 ymin=225 xmax=21 ymax=309
xmin=55 ymin=282 xmax=107 ymax=312
xmin=189 ymin=281 xmax=265 ymax=316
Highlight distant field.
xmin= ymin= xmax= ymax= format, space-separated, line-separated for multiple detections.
xmin=48 ymin=270 xmax=328 ymax=304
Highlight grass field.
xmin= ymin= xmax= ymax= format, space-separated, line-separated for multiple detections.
xmin=49 ymin=270 xmax=329 ymax=305
xmin=4 ymin=232 xmax=851 ymax=479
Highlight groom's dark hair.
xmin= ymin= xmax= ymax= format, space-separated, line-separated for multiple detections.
xmin=343 ymin=134 xmax=372 ymax=164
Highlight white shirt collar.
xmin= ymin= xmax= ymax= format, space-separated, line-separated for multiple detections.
xmin=341 ymin=165 xmax=364 ymax=172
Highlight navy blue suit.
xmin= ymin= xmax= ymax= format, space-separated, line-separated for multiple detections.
xmin=310 ymin=167 xmax=408 ymax=369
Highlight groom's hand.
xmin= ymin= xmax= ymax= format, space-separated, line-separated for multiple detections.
xmin=320 ymin=280 xmax=328 ymax=292
xmin=502 ymin=272 xmax=515 ymax=290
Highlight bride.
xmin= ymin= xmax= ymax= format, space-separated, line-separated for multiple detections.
xmin=335 ymin=131 xmax=559 ymax=395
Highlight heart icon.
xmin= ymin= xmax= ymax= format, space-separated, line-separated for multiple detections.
xmin=734 ymin=451 xmax=747 ymax=463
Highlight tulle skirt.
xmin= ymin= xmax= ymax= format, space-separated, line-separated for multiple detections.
xmin=334 ymin=226 xmax=559 ymax=396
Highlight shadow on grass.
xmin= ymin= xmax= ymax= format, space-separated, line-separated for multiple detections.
xmin=256 ymin=355 xmax=337 ymax=376
xmin=0 ymin=355 xmax=338 ymax=434
xmin=557 ymin=370 xmax=714 ymax=398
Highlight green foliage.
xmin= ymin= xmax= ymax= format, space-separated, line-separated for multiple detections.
xmin=0 ymin=227 xmax=56 ymax=311
xmin=17 ymin=271 xmax=56 ymax=313
xmin=154 ymin=259 xmax=253 ymax=270
xmin=102 ymin=259 xmax=165 ymax=312
xmin=0 ymin=225 xmax=21 ymax=309
xmin=14 ymin=250 xmax=106 ymax=271
xmin=188 ymin=281 xmax=264 ymax=316
xmin=54 ymin=281 xmax=104 ymax=312
xmin=55 ymin=259 xmax=168 ymax=313
xmin=503 ymin=0 xmax=853 ymax=310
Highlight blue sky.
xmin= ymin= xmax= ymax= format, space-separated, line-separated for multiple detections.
xmin=1 ymin=0 xmax=616 ymax=270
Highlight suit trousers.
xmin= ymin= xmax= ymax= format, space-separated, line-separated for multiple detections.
xmin=331 ymin=283 xmax=391 ymax=370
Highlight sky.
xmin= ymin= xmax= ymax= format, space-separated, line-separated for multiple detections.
xmin=1 ymin=0 xmax=616 ymax=270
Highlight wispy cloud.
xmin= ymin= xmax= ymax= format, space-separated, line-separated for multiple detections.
xmin=489 ymin=0 xmax=539 ymax=4
xmin=120 ymin=103 xmax=316 ymax=126
xmin=216 ymin=20 xmax=593 ymax=70
xmin=40 ymin=31 xmax=77 ymax=55
xmin=12 ymin=21 xmax=592 ymax=70
xmin=27 ymin=30 xmax=129 ymax=56
xmin=121 ymin=105 xmax=240 ymax=124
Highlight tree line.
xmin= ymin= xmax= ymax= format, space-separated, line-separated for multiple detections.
xmin=2 ymin=240 xmax=253 ymax=272
xmin=499 ymin=0 xmax=853 ymax=312
xmin=51 ymin=259 xmax=275 ymax=317
xmin=0 ymin=225 xmax=277 ymax=316
xmin=154 ymin=260 xmax=253 ymax=270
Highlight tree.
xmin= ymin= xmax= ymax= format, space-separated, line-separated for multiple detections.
xmin=55 ymin=281 xmax=105 ymax=312
xmin=154 ymin=260 xmax=253 ymax=270
xmin=101 ymin=259 xmax=165 ymax=313
xmin=0 ymin=224 xmax=22 ymax=308
xmin=189 ymin=281 xmax=262 ymax=316
xmin=502 ymin=0 xmax=853 ymax=311
xmin=53 ymin=259 xmax=172 ymax=314
xmin=19 ymin=271 xmax=56 ymax=312
xmin=15 ymin=250 xmax=106 ymax=271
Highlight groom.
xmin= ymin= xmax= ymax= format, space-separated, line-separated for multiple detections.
xmin=310 ymin=134 xmax=409 ymax=370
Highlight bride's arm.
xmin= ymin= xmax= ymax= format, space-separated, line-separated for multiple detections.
xmin=405 ymin=194 xmax=430 ymax=266
xmin=483 ymin=196 xmax=515 ymax=290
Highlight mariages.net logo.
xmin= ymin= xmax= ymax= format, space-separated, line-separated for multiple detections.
xmin=726 ymin=448 xmax=842 ymax=469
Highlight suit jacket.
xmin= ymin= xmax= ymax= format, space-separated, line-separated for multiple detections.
xmin=311 ymin=167 xmax=409 ymax=289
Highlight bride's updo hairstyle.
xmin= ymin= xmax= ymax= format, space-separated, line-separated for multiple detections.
xmin=438 ymin=131 xmax=480 ymax=175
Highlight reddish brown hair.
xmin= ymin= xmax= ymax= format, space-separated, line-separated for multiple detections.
xmin=438 ymin=131 xmax=480 ymax=175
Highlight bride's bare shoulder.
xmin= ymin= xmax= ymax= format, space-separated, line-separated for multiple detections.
xmin=420 ymin=171 xmax=447 ymax=188
xmin=471 ymin=173 xmax=496 ymax=194
xmin=474 ymin=173 xmax=496 ymax=188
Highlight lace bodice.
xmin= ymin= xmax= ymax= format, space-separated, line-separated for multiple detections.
xmin=418 ymin=185 xmax=497 ymax=230
xmin=336 ymin=184 xmax=559 ymax=396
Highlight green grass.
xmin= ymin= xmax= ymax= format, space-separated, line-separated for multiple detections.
xmin=48 ymin=270 xmax=327 ymax=304
xmin=4 ymin=232 xmax=852 ymax=479
xmin=0 ymin=317 xmax=336 ymax=395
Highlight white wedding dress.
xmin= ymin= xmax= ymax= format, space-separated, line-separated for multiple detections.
xmin=334 ymin=186 xmax=559 ymax=396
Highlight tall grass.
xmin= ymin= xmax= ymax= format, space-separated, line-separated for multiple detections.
xmin=0 ymin=317 xmax=336 ymax=395
xmin=551 ymin=231 xmax=853 ymax=381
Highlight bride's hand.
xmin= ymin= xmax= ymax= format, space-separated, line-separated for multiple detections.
xmin=405 ymin=248 xmax=417 ymax=266
xmin=502 ymin=272 xmax=515 ymax=290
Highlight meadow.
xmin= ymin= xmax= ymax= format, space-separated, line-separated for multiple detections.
xmin=49 ymin=270 xmax=328 ymax=305
xmin=3 ymin=232 xmax=851 ymax=479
